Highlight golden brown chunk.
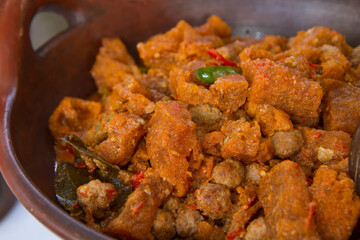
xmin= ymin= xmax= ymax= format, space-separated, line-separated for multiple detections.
xmin=259 ymin=35 xmax=288 ymax=53
xmin=195 ymin=15 xmax=232 ymax=38
xmin=292 ymin=127 xmax=351 ymax=172
xmin=125 ymin=94 xmax=155 ymax=117
xmin=93 ymin=113 xmax=146 ymax=166
xmin=137 ymin=16 xmax=230 ymax=72
xmin=137 ymin=20 xmax=186 ymax=72
xmin=320 ymin=78 xmax=348 ymax=98
xmin=221 ymin=119 xmax=261 ymax=161
xmin=258 ymin=160 xmax=320 ymax=240
xmin=278 ymin=55 xmax=314 ymax=79
xmin=201 ymin=131 xmax=225 ymax=156
xmin=170 ymin=63 xmax=248 ymax=112
xmin=49 ymin=97 xmax=101 ymax=143
xmin=209 ymin=74 xmax=248 ymax=112
xmin=239 ymin=47 xmax=274 ymax=62
xmin=216 ymin=40 xmax=247 ymax=62
xmin=147 ymin=101 xmax=202 ymax=197
xmin=107 ymin=172 xmax=172 ymax=240
xmin=274 ymin=46 xmax=321 ymax=63
xmin=320 ymin=45 xmax=350 ymax=81
xmin=247 ymin=137 xmax=275 ymax=163
xmin=323 ymin=84 xmax=360 ymax=135
xmin=246 ymin=102 xmax=293 ymax=137
xmin=91 ymin=38 xmax=139 ymax=91
xmin=169 ymin=65 xmax=212 ymax=106
xmin=139 ymin=68 xmax=171 ymax=98
xmin=242 ymin=59 xmax=323 ymax=124
xmin=288 ymin=26 xmax=352 ymax=56
xmin=228 ymin=203 xmax=262 ymax=239
xmin=310 ymin=166 xmax=360 ymax=240
xmin=193 ymin=221 xmax=225 ymax=240
xmin=103 ymin=75 xmax=155 ymax=113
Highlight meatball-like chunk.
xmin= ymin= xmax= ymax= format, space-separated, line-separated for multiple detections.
xmin=176 ymin=208 xmax=203 ymax=238
xmin=94 ymin=112 xmax=146 ymax=166
xmin=77 ymin=179 xmax=117 ymax=219
xmin=244 ymin=163 xmax=268 ymax=186
xmin=151 ymin=209 xmax=176 ymax=240
xmin=163 ymin=196 xmax=181 ymax=216
xmin=271 ymin=130 xmax=303 ymax=158
xmin=211 ymin=159 xmax=245 ymax=188
xmin=245 ymin=217 xmax=267 ymax=240
xmin=195 ymin=183 xmax=231 ymax=219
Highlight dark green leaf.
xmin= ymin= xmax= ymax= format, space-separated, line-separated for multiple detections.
xmin=54 ymin=161 xmax=90 ymax=220
xmin=60 ymin=134 xmax=119 ymax=173
xmin=59 ymin=134 xmax=132 ymax=212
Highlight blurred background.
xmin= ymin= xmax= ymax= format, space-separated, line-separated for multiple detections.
xmin=0 ymin=11 xmax=69 ymax=239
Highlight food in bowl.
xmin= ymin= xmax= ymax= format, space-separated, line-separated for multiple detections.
xmin=49 ymin=15 xmax=360 ymax=239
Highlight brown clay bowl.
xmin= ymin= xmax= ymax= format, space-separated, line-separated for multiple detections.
xmin=1 ymin=0 xmax=360 ymax=239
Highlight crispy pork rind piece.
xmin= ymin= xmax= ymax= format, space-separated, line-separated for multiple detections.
xmin=137 ymin=15 xmax=230 ymax=72
xmin=193 ymin=220 xmax=225 ymax=240
xmin=107 ymin=171 xmax=172 ymax=240
xmin=239 ymin=47 xmax=274 ymax=62
xmin=220 ymin=118 xmax=261 ymax=162
xmin=169 ymin=62 xmax=212 ymax=105
xmin=245 ymin=102 xmax=293 ymax=137
xmin=288 ymin=26 xmax=352 ymax=56
xmin=209 ymin=74 xmax=248 ymax=112
xmin=91 ymin=38 xmax=140 ymax=91
xmin=201 ymin=131 xmax=226 ymax=156
xmin=291 ymin=126 xmax=351 ymax=173
xmin=169 ymin=61 xmax=248 ymax=112
xmin=322 ymin=84 xmax=360 ymax=135
xmin=259 ymin=160 xmax=321 ymax=240
xmin=320 ymin=45 xmax=351 ymax=81
xmin=49 ymin=97 xmax=101 ymax=143
xmin=146 ymin=101 xmax=202 ymax=197
xmin=93 ymin=112 xmax=146 ymax=166
xmin=310 ymin=166 xmax=360 ymax=240
xmin=241 ymin=59 xmax=323 ymax=126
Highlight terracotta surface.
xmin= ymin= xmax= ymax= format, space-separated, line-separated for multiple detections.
xmin=0 ymin=0 xmax=360 ymax=239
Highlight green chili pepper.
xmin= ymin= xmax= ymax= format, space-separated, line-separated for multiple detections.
xmin=195 ymin=66 xmax=242 ymax=83
xmin=139 ymin=67 xmax=148 ymax=74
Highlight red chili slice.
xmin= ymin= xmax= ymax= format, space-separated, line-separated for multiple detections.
xmin=207 ymin=48 xmax=239 ymax=68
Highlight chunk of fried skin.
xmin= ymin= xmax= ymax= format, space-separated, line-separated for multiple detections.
xmin=106 ymin=171 xmax=172 ymax=240
xmin=146 ymin=101 xmax=202 ymax=197
xmin=258 ymin=160 xmax=320 ymax=240
xmin=310 ymin=166 xmax=360 ymax=240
